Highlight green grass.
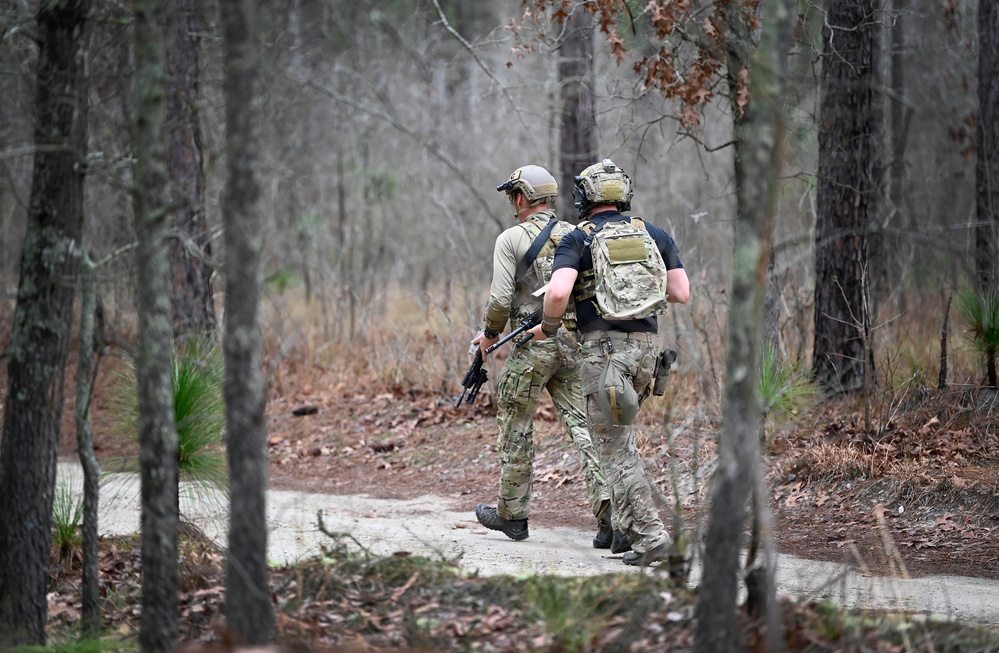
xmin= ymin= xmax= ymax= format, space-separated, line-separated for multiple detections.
xmin=10 ymin=639 xmax=131 ymax=653
xmin=51 ymin=482 xmax=83 ymax=564
xmin=170 ymin=338 xmax=228 ymax=493
xmin=759 ymin=344 xmax=821 ymax=447
xmin=955 ymin=287 xmax=999 ymax=387
xmin=104 ymin=337 xmax=228 ymax=511
xmin=522 ymin=575 xmax=624 ymax=652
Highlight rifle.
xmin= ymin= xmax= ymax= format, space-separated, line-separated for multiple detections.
xmin=454 ymin=311 xmax=542 ymax=408
xmin=652 ymin=348 xmax=678 ymax=396
xmin=454 ymin=347 xmax=488 ymax=408
xmin=485 ymin=310 xmax=541 ymax=353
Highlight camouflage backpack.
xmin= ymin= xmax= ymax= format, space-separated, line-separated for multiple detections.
xmin=518 ymin=214 xmax=578 ymax=330
xmin=574 ymin=216 xmax=669 ymax=320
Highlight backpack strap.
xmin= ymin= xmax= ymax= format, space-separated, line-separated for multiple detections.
xmin=515 ymin=216 xmax=558 ymax=290
xmin=575 ymin=220 xmax=599 ymax=301
xmin=578 ymin=220 xmax=598 ymax=247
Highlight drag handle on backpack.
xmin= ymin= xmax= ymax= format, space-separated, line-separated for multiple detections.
xmin=653 ymin=349 xmax=678 ymax=397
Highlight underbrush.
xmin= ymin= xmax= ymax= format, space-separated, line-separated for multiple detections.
xmin=770 ymin=387 xmax=999 ymax=491
xmin=766 ymin=385 xmax=999 ymax=580
xmin=41 ymin=532 xmax=999 ymax=653
xmin=20 ymin=286 xmax=999 ymax=651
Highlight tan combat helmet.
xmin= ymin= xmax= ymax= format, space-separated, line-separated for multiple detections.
xmin=496 ymin=165 xmax=559 ymax=206
xmin=572 ymin=158 xmax=633 ymax=214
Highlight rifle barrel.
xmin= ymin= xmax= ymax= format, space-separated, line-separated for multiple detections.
xmin=485 ymin=329 xmax=523 ymax=353
xmin=485 ymin=314 xmax=540 ymax=353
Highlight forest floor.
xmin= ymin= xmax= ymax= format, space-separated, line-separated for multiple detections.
xmin=22 ymin=342 xmax=999 ymax=650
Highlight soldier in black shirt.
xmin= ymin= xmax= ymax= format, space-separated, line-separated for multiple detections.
xmin=529 ymin=160 xmax=689 ymax=566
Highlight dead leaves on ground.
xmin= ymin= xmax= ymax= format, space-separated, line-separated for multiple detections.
xmin=264 ymin=388 xmax=584 ymax=498
xmin=771 ymin=393 xmax=999 ymax=579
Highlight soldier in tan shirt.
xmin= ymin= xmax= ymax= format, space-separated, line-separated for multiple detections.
xmin=471 ymin=165 xmax=612 ymax=548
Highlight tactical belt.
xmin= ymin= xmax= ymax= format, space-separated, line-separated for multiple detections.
xmin=579 ymin=330 xmax=655 ymax=345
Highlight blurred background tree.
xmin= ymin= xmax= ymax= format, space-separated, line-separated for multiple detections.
xmin=0 ymin=0 xmax=990 ymax=379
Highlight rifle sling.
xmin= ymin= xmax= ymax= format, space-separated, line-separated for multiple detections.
xmin=515 ymin=217 xmax=558 ymax=291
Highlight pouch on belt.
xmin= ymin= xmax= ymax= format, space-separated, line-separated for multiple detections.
xmin=596 ymin=357 xmax=639 ymax=427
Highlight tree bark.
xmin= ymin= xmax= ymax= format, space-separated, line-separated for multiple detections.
xmin=695 ymin=1 xmax=795 ymax=651
xmin=221 ymin=0 xmax=275 ymax=643
xmin=0 ymin=0 xmax=90 ymax=646
xmin=813 ymin=0 xmax=879 ymax=395
xmin=976 ymin=0 xmax=999 ymax=291
xmin=166 ymin=0 xmax=216 ymax=337
xmin=76 ymin=250 xmax=101 ymax=637
xmin=558 ymin=7 xmax=597 ymax=223
xmin=134 ymin=1 xmax=181 ymax=651
xmin=886 ymin=0 xmax=912 ymax=312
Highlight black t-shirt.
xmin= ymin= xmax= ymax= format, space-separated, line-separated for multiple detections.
xmin=552 ymin=210 xmax=684 ymax=334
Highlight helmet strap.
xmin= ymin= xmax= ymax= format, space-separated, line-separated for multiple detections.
xmin=572 ymin=185 xmax=592 ymax=219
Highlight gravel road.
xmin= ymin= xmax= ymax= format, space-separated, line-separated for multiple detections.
xmin=57 ymin=462 xmax=999 ymax=628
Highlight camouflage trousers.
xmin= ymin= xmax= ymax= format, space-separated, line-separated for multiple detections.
xmin=578 ymin=330 xmax=669 ymax=554
xmin=495 ymin=332 xmax=609 ymax=522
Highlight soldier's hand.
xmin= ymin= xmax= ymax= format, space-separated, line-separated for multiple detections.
xmin=526 ymin=324 xmax=547 ymax=342
xmin=471 ymin=331 xmax=500 ymax=361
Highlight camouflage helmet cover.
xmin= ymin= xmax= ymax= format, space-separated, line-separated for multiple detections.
xmin=496 ymin=165 xmax=559 ymax=204
xmin=574 ymin=158 xmax=634 ymax=208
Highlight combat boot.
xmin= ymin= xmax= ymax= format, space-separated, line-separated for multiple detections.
xmin=593 ymin=516 xmax=613 ymax=549
xmin=610 ymin=529 xmax=632 ymax=554
xmin=475 ymin=503 xmax=529 ymax=541
xmin=622 ymin=542 xmax=668 ymax=567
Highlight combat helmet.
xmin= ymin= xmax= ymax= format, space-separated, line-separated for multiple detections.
xmin=572 ymin=158 xmax=633 ymax=215
xmin=496 ymin=165 xmax=559 ymax=207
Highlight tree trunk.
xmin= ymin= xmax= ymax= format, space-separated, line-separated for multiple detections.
xmin=813 ymin=0 xmax=879 ymax=395
xmin=221 ymin=0 xmax=275 ymax=643
xmin=0 ymin=0 xmax=90 ymax=646
xmin=976 ymin=0 xmax=999 ymax=292
xmin=694 ymin=1 xmax=795 ymax=651
xmin=134 ymin=1 xmax=181 ymax=651
xmin=764 ymin=243 xmax=780 ymax=352
xmin=558 ymin=7 xmax=597 ymax=223
xmin=76 ymin=250 xmax=101 ymax=637
xmin=166 ymin=0 xmax=216 ymax=338
xmin=887 ymin=0 xmax=912 ymax=312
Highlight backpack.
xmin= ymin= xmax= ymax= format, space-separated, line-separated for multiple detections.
xmin=574 ymin=216 xmax=669 ymax=320
xmin=518 ymin=215 xmax=578 ymax=330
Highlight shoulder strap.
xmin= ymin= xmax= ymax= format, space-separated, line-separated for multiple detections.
xmin=515 ymin=217 xmax=558 ymax=286
xmin=579 ymin=219 xmax=602 ymax=248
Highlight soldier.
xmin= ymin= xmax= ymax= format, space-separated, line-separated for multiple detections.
xmin=472 ymin=164 xmax=613 ymax=549
xmin=528 ymin=159 xmax=690 ymax=566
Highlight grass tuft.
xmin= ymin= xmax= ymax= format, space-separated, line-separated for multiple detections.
xmin=10 ymin=639 xmax=130 ymax=653
xmin=759 ymin=344 xmax=821 ymax=448
xmin=170 ymin=337 xmax=228 ymax=494
xmin=103 ymin=337 xmax=228 ymax=522
xmin=51 ymin=482 xmax=84 ymax=568
xmin=955 ymin=287 xmax=999 ymax=387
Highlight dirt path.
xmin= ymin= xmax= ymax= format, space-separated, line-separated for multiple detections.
xmin=57 ymin=462 xmax=999 ymax=628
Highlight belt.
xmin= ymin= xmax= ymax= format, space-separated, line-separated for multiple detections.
xmin=579 ymin=330 xmax=655 ymax=344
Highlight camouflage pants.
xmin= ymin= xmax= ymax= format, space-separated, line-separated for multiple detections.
xmin=578 ymin=331 xmax=669 ymax=554
xmin=495 ymin=333 xmax=609 ymax=522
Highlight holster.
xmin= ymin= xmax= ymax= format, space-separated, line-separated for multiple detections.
xmin=652 ymin=348 xmax=678 ymax=397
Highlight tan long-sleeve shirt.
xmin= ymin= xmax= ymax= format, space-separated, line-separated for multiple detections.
xmin=482 ymin=210 xmax=555 ymax=335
